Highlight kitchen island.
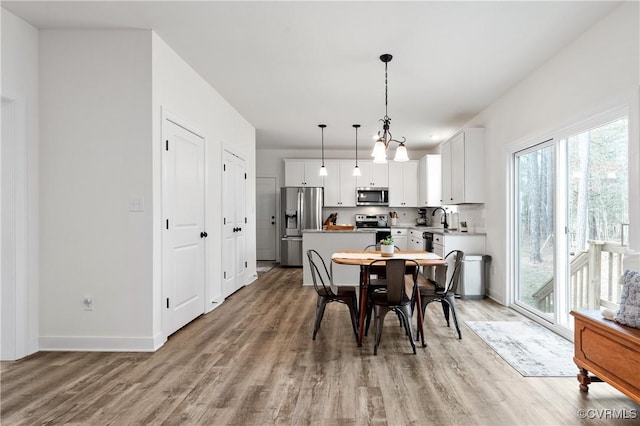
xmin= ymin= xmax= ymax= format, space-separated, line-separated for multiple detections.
xmin=302 ymin=229 xmax=376 ymax=286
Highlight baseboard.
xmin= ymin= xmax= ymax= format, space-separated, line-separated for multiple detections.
xmin=205 ymin=296 xmax=224 ymax=314
xmin=39 ymin=333 xmax=165 ymax=352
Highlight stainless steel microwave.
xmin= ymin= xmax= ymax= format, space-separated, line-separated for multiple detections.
xmin=356 ymin=187 xmax=389 ymax=206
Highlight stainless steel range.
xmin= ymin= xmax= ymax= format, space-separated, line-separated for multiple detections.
xmin=355 ymin=214 xmax=391 ymax=243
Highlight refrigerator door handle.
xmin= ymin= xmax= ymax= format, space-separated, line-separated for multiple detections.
xmin=298 ymin=188 xmax=304 ymax=234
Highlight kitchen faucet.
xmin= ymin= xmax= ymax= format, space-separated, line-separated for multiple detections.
xmin=432 ymin=207 xmax=449 ymax=229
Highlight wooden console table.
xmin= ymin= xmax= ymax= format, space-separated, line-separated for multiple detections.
xmin=571 ymin=310 xmax=640 ymax=403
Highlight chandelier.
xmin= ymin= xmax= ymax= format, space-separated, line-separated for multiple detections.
xmin=371 ymin=54 xmax=409 ymax=163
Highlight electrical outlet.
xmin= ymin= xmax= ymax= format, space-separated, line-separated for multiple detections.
xmin=83 ymin=296 xmax=94 ymax=311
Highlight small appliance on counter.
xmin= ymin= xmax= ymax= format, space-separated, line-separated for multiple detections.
xmin=416 ymin=208 xmax=429 ymax=226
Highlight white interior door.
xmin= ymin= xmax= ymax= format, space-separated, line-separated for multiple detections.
xmin=222 ymin=151 xmax=247 ymax=297
xmin=162 ymin=117 xmax=206 ymax=337
xmin=256 ymin=177 xmax=277 ymax=260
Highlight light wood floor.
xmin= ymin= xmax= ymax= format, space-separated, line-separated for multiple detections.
xmin=2 ymin=267 xmax=638 ymax=425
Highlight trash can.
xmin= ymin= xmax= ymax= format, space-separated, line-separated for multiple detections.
xmin=459 ymin=254 xmax=491 ymax=299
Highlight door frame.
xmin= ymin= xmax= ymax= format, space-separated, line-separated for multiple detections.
xmin=161 ymin=108 xmax=208 ymax=340
xmin=256 ymin=176 xmax=277 ymax=260
xmin=507 ymin=104 xmax=631 ymax=340
xmin=1 ymin=94 xmax=32 ymax=360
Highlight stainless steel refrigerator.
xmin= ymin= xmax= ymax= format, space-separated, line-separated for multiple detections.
xmin=281 ymin=187 xmax=323 ymax=266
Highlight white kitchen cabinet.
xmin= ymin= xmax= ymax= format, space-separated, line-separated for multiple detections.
xmin=409 ymin=229 xmax=425 ymax=250
xmin=432 ymin=233 xmax=485 ymax=257
xmin=440 ymin=128 xmax=485 ymax=204
xmin=388 ymin=161 xmax=419 ymax=207
xmin=323 ymin=160 xmax=357 ymax=207
xmin=418 ymin=154 xmax=441 ymax=207
xmin=284 ymin=159 xmax=324 ymax=187
xmin=391 ymin=228 xmax=408 ymax=250
xmin=355 ymin=160 xmax=388 ymax=188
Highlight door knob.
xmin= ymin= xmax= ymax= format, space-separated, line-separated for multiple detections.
xmin=271 ymin=222 xmax=275 ymax=225
xmin=200 ymin=231 xmax=208 ymax=238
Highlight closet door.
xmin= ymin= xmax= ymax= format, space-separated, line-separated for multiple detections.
xmin=163 ymin=118 xmax=206 ymax=337
xmin=222 ymin=150 xmax=247 ymax=297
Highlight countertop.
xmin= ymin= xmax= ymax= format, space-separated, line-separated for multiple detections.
xmin=303 ymin=229 xmax=376 ymax=233
xmin=390 ymin=225 xmax=486 ymax=236
xmin=302 ymin=227 xmax=485 ymax=236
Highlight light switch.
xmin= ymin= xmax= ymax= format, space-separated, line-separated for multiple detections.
xmin=129 ymin=197 xmax=144 ymax=212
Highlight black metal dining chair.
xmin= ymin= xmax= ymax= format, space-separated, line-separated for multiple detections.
xmin=416 ymin=250 xmax=464 ymax=340
xmin=307 ymin=249 xmax=359 ymax=342
xmin=368 ymin=258 xmax=420 ymax=355
xmin=362 ymin=244 xmax=398 ymax=336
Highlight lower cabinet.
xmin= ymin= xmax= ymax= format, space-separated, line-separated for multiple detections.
xmin=391 ymin=228 xmax=408 ymax=250
xmin=431 ymin=233 xmax=486 ymax=287
xmin=432 ymin=233 xmax=485 ymax=257
xmin=409 ymin=229 xmax=424 ymax=250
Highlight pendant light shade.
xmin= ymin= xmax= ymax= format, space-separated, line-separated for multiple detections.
xmin=394 ymin=142 xmax=409 ymax=162
xmin=371 ymin=53 xmax=409 ymax=162
xmin=318 ymin=124 xmax=328 ymax=176
xmin=352 ymin=124 xmax=362 ymax=176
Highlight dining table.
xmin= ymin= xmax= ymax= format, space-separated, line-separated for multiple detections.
xmin=331 ymin=250 xmax=446 ymax=347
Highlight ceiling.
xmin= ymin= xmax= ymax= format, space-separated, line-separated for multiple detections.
xmin=3 ymin=1 xmax=620 ymax=152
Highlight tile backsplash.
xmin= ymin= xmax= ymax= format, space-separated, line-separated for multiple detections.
xmin=322 ymin=204 xmax=485 ymax=231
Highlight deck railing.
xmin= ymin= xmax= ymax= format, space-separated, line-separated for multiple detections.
xmin=532 ymin=241 xmax=632 ymax=311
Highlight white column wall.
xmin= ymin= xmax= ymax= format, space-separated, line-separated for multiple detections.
xmin=151 ymin=33 xmax=256 ymax=338
xmin=39 ymin=30 xmax=155 ymax=350
xmin=464 ymin=3 xmax=640 ymax=303
xmin=1 ymin=9 xmax=40 ymax=357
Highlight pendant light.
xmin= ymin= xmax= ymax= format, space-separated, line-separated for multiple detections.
xmin=372 ymin=53 xmax=408 ymax=163
xmin=318 ymin=124 xmax=328 ymax=176
xmin=352 ymin=124 xmax=361 ymax=176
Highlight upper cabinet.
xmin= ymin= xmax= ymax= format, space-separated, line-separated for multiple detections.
xmin=418 ymin=154 xmax=441 ymax=207
xmin=388 ymin=160 xmax=419 ymax=207
xmin=355 ymin=160 xmax=388 ymax=188
xmin=440 ymin=128 xmax=485 ymax=204
xmin=284 ymin=159 xmax=324 ymax=187
xmin=323 ymin=160 xmax=357 ymax=207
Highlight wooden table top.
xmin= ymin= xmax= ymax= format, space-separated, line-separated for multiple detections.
xmin=331 ymin=250 xmax=445 ymax=266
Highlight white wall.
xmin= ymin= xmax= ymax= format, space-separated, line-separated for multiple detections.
xmin=465 ymin=2 xmax=640 ymax=303
xmin=151 ymin=33 xmax=256 ymax=338
xmin=1 ymin=9 xmax=40 ymax=358
xmin=39 ymin=30 xmax=155 ymax=350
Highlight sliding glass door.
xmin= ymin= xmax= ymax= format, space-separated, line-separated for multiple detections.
xmin=566 ymin=117 xmax=628 ymax=313
xmin=512 ymin=112 xmax=628 ymax=330
xmin=514 ymin=142 xmax=555 ymax=318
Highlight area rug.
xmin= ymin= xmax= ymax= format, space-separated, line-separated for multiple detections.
xmin=465 ymin=321 xmax=576 ymax=377
xmin=256 ymin=262 xmax=277 ymax=273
